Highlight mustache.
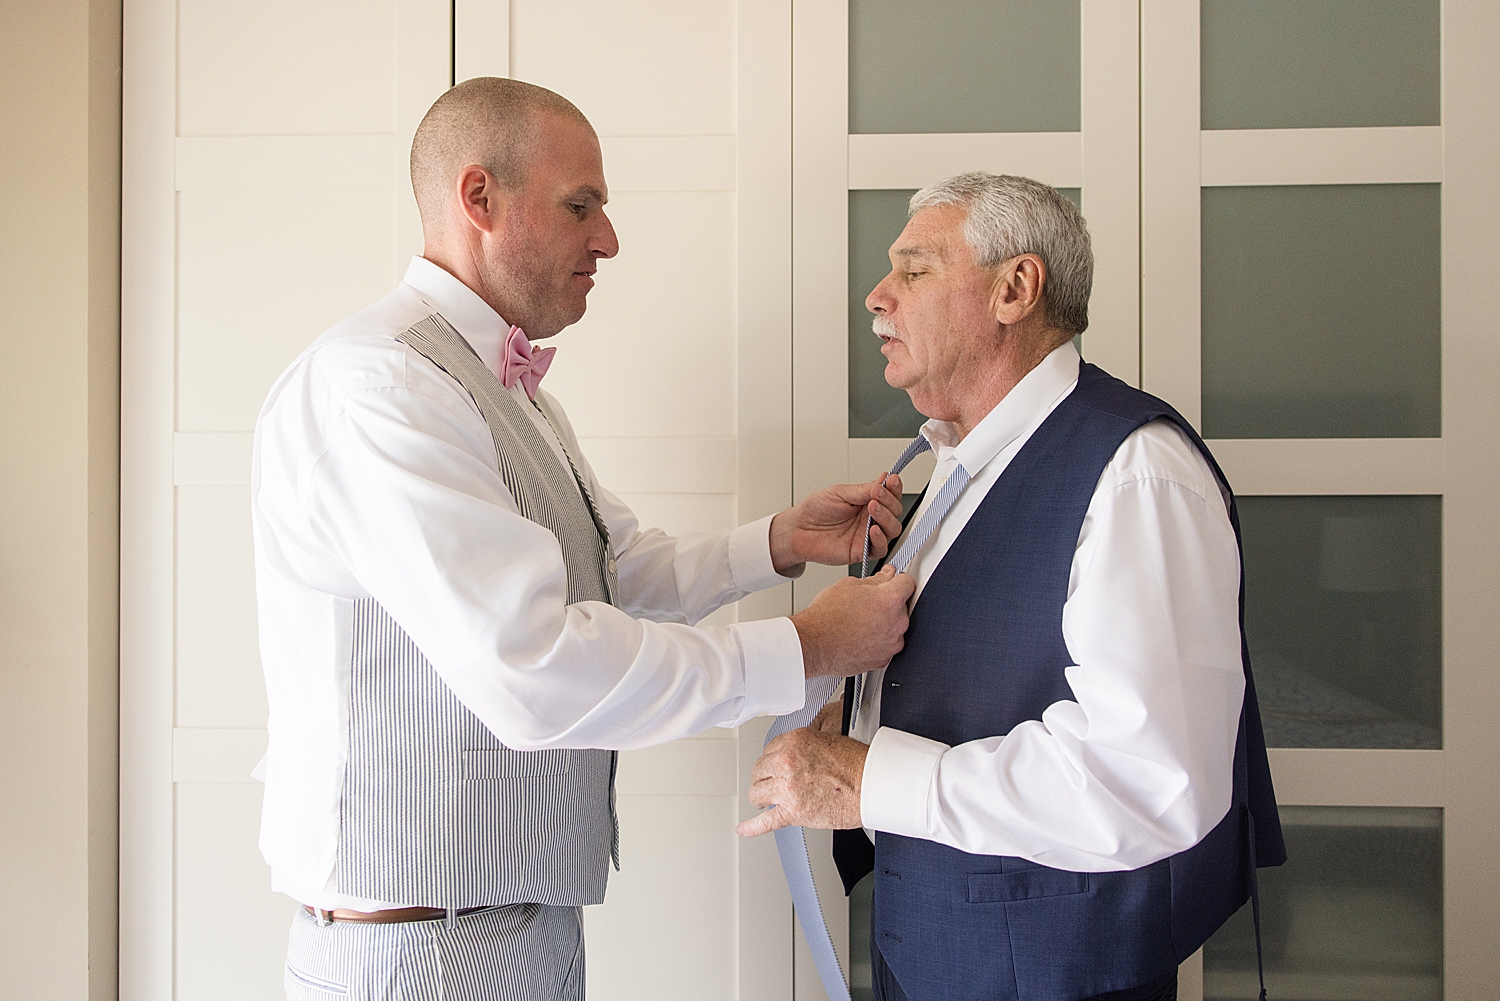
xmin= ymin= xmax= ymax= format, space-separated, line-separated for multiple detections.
xmin=872 ymin=316 xmax=899 ymax=340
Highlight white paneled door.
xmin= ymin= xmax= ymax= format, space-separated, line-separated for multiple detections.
xmin=122 ymin=1 xmax=797 ymax=999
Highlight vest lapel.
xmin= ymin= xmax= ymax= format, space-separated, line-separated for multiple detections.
xmin=396 ymin=314 xmax=617 ymax=605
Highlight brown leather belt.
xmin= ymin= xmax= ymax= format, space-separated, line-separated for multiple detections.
xmin=304 ymin=905 xmax=491 ymax=925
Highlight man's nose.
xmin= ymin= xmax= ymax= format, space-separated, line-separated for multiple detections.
xmin=866 ymin=274 xmax=894 ymax=315
xmin=592 ymin=211 xmax=619 ymax=259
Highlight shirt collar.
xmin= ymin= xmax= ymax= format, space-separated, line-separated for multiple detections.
xmin=401 ymin=256 xmax=510 ymax=379
xmin=920 ymin=340 xmax=1082 ymax=476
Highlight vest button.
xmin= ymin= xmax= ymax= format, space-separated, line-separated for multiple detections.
xmin=606 ymin=558 xmax=617 ymax=575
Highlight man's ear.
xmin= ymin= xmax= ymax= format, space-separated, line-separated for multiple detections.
xmin=455 ymin=165 xmax=503 ymax=235
xmin=990 ymin=253 xmax=1046 ymax=325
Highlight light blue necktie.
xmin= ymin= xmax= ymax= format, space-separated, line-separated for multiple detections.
xmin=762 ymin=433 xmax=971 ymax=1001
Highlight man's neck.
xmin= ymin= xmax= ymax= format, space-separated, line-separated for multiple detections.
xmin=947 ymin=330 xmax=1068 ymax=441
xmin=421 ymin=243 xmax=510 ymax=321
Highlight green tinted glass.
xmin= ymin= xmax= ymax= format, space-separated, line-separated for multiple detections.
xmin=1239 ymin=495 xmax=1441 ymax=749
xmin=1201 ymin=184 xmax=1441 ymax=439
xmin=849 ymin=188 xmax=1081 ymax=439
xmin=1201 ymin=0 xmax=1440 ymax=130
xmin=1205 ymin=807 xmax=1442 ymax=1000
xmin=850 ymin=872 xmax=875 ymax=1001
xmin=849 ymin=189 xmax=923 ymax=438
xmin=849 ymin=0 xmax=1080 ymax=134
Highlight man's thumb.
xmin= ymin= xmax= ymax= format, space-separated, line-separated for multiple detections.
xmin=735 ymin=805 xmax=787 ymax=838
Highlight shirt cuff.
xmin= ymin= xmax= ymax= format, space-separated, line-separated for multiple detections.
xmin=728 ymin=616 xmax=806 ymax=722
xmin=729 ymin=514 xmax=805 ymax=592
xmin=861 ymin=727 xmax=949 ymax=838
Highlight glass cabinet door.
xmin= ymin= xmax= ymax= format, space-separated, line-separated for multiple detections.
xmin=1141 ymin=1 xmax=1476 ymax=998
xmin=804 ymin=2 xmax=1135 ymax=997
xmin=794 ymin=0 xmax=1499 ymax=997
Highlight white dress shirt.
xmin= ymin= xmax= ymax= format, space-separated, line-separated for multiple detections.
xmin=853 ymin=343 xmax=1246 ymax=873
xmin=252 ymin=257 xmax=805 ymax=908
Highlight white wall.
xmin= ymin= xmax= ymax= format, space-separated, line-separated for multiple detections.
xmin=0 ymin=1 xmax=121 ymax=999
xmin=121 ymin=2 xmax=795 ymax=999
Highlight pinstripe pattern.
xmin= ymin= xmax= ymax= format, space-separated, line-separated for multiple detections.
xmin=332 ymin=314 xmax=621 ymax=909
xmin=399 ymin=314 xmax=618 ymax=605
xmin=285 ymin=904 xmax=584 ymax=1001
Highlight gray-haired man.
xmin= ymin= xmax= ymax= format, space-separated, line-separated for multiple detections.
xmin=740 ymin=173 xmax=1283 ymax=1001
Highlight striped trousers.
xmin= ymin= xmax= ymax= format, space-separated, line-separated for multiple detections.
xmin=284 ymin=903 xmax=584 ymax=1001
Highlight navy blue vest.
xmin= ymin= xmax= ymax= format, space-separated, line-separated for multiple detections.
xmin=836 ymin=363 xmax=1285 ymax=1001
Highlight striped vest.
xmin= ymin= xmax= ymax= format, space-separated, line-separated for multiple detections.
xmin=333 ymin=314 xmax=620 ymax=908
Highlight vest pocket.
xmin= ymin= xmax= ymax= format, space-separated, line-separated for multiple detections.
xmin=967 ymin=868 xmax=1089 ymax=903
xmin=461 ymin=747 xmax=572 ymax=779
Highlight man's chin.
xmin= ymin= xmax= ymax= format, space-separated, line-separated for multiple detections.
xmin=883 ymin=363 xmax=914 ymax=391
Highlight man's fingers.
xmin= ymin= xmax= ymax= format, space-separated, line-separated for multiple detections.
xmin=813 ymin=700 xmax=843 ymax=733
xmin=873 ymin=569 xmax=916 ymax=602
xmin=872 ymin=473 xmax=903 ymax=513
xmin=747 ymin=776 xmax=778 ymax=810
xmin=736 ymin=804 xmax=793 ymax=838
xmin=868 ymin=498 xmax=903 ymax=546
xmin=888 ymin=570 xmax=917 ymax=599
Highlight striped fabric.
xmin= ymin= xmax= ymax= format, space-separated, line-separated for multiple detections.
xmin=332 ymin=314 xmax=621 ymax=909
xmin=284 ymin=903 xmax=584 ymax=1001
xmin=399 ymin=314 xmax=619 ymax=605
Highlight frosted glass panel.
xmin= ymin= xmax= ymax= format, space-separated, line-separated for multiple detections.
xmin=1240 ymin=496 xmax=1441 ymax=749
xmin=850 ymin=872 xmax=875 ymax=1001
xmin=1201 ymin=185 xmax=1440 ymax=439
xmin=849 ymin=0 xmax=1080 ymax=134
xmin=1204 ymin=806 xmax=1442 ymax=1001
xmin=1201 ymin=0 xmax=1440 ymax=130
xmin=849 ymin=188 xmax=1081 ymax=439
xmin=850 ymin=190 xmax=924 ymax=438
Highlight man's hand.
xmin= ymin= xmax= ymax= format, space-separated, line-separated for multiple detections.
xmin=792 ymin=566 xmax=916 ymax=678
xmin=769 ymin=473 xmax=905 ymax=573
xmin=812 ymin=698 xmax=843 ymax=734
xmin=736 ymin=727 xmax=870 ymax=837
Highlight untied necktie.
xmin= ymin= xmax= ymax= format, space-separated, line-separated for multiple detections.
xmin=761 ymin=432 xmax=972 ymax=1001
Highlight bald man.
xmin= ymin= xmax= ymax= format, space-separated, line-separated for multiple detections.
xmin=252 ymin=78 xmax=915 ymax=1001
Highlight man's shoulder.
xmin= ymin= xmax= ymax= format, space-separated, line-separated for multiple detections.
xmin=1105 ymin=418 xmax=1221 ymax=503
xmin=265 ymin=286 xmax=455 ymax=407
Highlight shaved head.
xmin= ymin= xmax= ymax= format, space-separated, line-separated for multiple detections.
xmin=408 ymin=78 xmax=617 ymax=339
xmin=410 ymin=77 xmax=593 ymax=229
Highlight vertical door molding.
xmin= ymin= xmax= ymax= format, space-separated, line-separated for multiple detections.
xmin=118 ymin=0 xmax=180 ymax=996
xmin=790 ymin=0 xmax=852 ymax=611
xmin=790 ymin=0 xmax=851 ymax=540
xmin=1439 ymin=0 xmax=1500 ymax=993
xmin=454 ymin=0 xmax=511 ymax=82
xmin=1139 ymin=0 xmax=1201 ymax=428
xmin=736 ymin=2 xmax=796 ymax=999
xmin=394 ymin=0 xmax=453 ymax=277
xmin=789 ymin=3 xmax=853 ymax=996
xmin=1079 ymin=0 xmax=1141 ymax=385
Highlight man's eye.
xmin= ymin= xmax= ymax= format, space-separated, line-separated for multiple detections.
xmin=568 ymin=203 xmax=587 ymax=216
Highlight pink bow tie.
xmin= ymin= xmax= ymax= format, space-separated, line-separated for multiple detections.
xmin=498 ymin=324 xmax=556 ymax=401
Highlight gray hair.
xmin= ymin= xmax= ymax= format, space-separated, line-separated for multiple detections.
xmin=908 ymin=172 xmax=1094 ymax=335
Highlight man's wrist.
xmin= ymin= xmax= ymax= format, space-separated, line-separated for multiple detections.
xmin=768 ymin=508 xmax=807 ymax=576
xmin=790 ymin=609 xmax=826 ymax=678
xmin=860 ymin=727 xmax=947 ymax=837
